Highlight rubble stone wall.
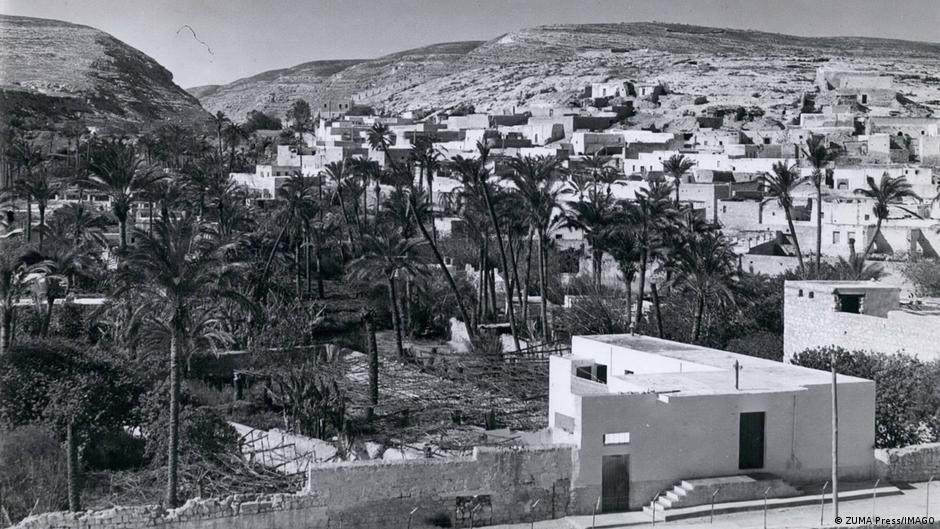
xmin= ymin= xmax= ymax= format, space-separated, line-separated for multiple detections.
xmin=15 ymin=446 xmax=574 ymax=529
xmin=876 ymin=443 xmax=940 ymax=482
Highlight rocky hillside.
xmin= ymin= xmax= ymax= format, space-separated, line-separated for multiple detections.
xmin=192 ymin=22 xmax=940 ymax=128
xmin=0 ymin=15 xmax=210 ymax=133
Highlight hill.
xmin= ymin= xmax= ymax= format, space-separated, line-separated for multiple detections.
xmin=192 ymin=22 xmax=940 ymax=127
xmin=0 ymin=15 xmax=210 ymax=134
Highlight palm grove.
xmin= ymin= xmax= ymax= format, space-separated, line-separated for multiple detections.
xmin=0 ymin=101 xmax=927 ymax=519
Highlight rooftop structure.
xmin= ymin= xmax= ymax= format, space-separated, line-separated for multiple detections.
xmin=784 ymin=280 xmax=940 ymax=362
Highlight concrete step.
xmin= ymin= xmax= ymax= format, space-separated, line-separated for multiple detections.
xmin=640 ymin=485 xmax=903 ymax=523
xmin=656 ymin=474 xmax=800 ymax=510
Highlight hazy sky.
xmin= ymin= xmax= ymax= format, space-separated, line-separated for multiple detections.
xmin=2 ymin=0 xmax=939 ymax=88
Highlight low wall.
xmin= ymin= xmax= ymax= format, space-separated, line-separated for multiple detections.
xmin=15 ymin=446 xmax=574 ymax=529
xmin=875 ymin=443 xmax=940 ymax=482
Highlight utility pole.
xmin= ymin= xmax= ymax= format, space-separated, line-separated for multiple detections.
xmin=831 ymin=349 xmax=839 ymax=520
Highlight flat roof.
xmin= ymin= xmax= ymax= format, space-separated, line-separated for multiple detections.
xmin=785 ymin=280 xmax=900 ymax=291
xmin=573 ymin=334 xmax=871 ymax=396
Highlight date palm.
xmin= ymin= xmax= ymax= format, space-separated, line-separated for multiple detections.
xmin=348 ymin=228 xmax=426 ymax=358
xmin=505 ymin=155 xmax=565 ymax=339
xmin=627 ymin=182 xmax=676 ymax=330
xmin=665 ymin=230 xmax=737 ymax=343
xmin=87 ymin=139 xmax=164 ymax=251
xmin=566 ymin=185 xmax=616 ymax=289
xmin=662 ymin=153 xmax=695 ymax=207
xmin=120 ymin=214 xmax=246 ymax=507
xmin=855 ymin=173 xmax=920 ymax=262
xmin=255 ymin=172 xmax=318 ymax=301
xmin=4 ymin=139 xmax=45 ymax=242
xmin=802 ymin=135 xmax=839 ymax=274
xmin=759 ymin=161 xmax=808 ymax=274
xmin=0 ymin=237 xmax=46 ymax=355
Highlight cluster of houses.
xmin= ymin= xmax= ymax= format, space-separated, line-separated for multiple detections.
xmin=229 ymin=66 xmax=940 ymax=287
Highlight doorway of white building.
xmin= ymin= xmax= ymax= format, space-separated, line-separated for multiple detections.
xmin=601 ymin=454 xmax=630 ymax=512
xmin=739 ymin=412 xmax=766 ymax=469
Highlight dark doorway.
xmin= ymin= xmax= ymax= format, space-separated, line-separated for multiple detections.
xmin=601 ymin=454 xmax=630 ymax=512
xmin=739 ymin=412 xmax=765 ymax=469
xmin=837 ymin=294 xmax=863 ymax=314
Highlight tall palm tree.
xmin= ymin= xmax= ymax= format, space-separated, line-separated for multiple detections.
xmin=49 ymin=202 xmax=109 ymax=249
xmin=322 ymin=160 xmax=359 ymax=250
xmin=662 ymin=154 xmax=695 ymax=207
xmin=32 ymin=223 xmax=94 ymax=336
xmin=855 ymin=173 xmax=920 ymax=262
xmin=566 ymin=185 xmax=616 ymax=289
xmin=665 ymin=230 xmax=737 ymax=342
xmin=86 ymin=139 xmax=164 ymax=251
xmin=120 ymin=214 xmax=246 ymax=507
xmin=759 ymin=161 xmax=808 ymax=275
xmin=596 ymin=211 xmax=643 ymax=324
xmin=628 ymin=182 xmax=675 ymax=330
xmin=0 ymin=236 xmax=45 ymax=355
xmin=505 ymin=155 xmax=565 ymax=339
xmin=348 ymin=228 xmax=426 ymax=358
xmin=802 ymin=135 xmax=839 ymax=274
xmin=5 ymin=139 xmax=45 ymax=242
xmin=255 ymin=172 xmax=318 ymax=301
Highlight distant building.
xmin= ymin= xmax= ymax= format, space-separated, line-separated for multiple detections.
xmin=549 ymin=334 xmax=875 ymax=512
xmin=784 ymin=280 xmax=940 ymax=362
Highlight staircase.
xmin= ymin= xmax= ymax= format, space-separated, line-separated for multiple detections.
xmin=643 ymin=474 xmax=800 ymax=516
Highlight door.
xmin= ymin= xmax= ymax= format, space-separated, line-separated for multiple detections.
xmin=601 ymin=454 xmax=630 ymax=512
xmin=739 ymin=412 xmax=765 ymax=469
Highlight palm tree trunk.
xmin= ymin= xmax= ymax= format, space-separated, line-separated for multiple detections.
xmin=38 ymin=204 xmax=45 ymax=250
xmin=862 ymin=217 xmax=883 ymax=264
xmin=429 ymin=178 xmax=438 ymax=245
xmin=480 ymin=182 xmax=521 ymax=351
xmin=364 ymin=314 xmax=378 ymax=420
xmin=523 ymin=232 xmax=533 ymax=334
xmin=43 ymin=291 xmax=55 ymax=337
xmin=784 ymin=208 xmax=806 ymax=275
xmin=0 ymin=308 xmax=11 ymax=355
xmin=256 ymin=218 xmax=292 ymax=301
xmin=67 ymin=420 xmax=81 ymax=511
xmin=316 ymin=235 xmax=325 ymax=299
xmin=537 ymin=231 xmax=549 ymax=340
xmin=651 ymin=281 xmax=664 ymax=338
xmin=25 ymin=196 xmax=32 ymax=242
xmin=388 ymin=277 xmax=404 ymax=358
xmin=408 ymin=199 xmax=474 ymax=335
xmin=593 ymin=249 xmax=602 ymax=289
xmin=119 ymin=217 xmax=128 ymax=252
xmin=691 ymin=293 xmax=705 ymax=343
xmin=166 ymin=322 xmax=182 ymax=507
xmin=635 ymin=250 xmax=648 ymax=331
xmin=149 ymin=202 xmax=154 ymax=238
xmin=624 ymin=274 xmax=633 ymax=326
xmin=304 ymin=228 xmax=311 ymax=294
xmin=815 ymin=179 xmax=823 ymax=274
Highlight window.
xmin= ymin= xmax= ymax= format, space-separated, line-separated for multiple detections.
xmin=833 ymin=231 xmax=841 ymax=244
xmin=603 ymin=432 xmax=631 ymax=445
xmin=763 ymin=138 xmax=771 ymax=145
xmin=837 ymin=294 xmax=863 ymax=314
xmin=722 ymin=206 xmax=727 ymax=213
xmin=808 ymin=292 xmax=814 ymax=299
xmin=864 ymin=214 xmax=870 ymax=221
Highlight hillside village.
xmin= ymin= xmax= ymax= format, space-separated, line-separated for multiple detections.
xmin=3 ymin=12 xmax=940 ymax=529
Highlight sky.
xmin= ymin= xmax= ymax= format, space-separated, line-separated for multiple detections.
xmin=2 ymin=0 xmax=939 ymax=89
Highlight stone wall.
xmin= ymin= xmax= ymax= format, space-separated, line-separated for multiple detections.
xmin=15 ymin=446 xmax=574 ymax=529
xmin=875 ymin=443 xmax=940 ymax=482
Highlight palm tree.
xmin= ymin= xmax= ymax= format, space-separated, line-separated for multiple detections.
xmin=566 ymin=185 xmax=616 ymax=289
xmin=662 ymin=154 xmax=695 ymax=207
xmin=211 ymin=111 xmax=229 ymax=164
xmin=32 ymin=224 xmax=94 ymax=336
xmin=0 ymin=236 xmax=44 ymax=355
xmin=87 ymin=139 xmax=164 ymax=251
xmin=348 ymin=228 xmax=426 ymax=358
xmin=322 ymin=160 xmax=359 ymax=250
xmin=855 ymin=173 xmax=920 ymax=262
xmin=255 ymin=172 xmax=318 ymax=301
xmin=628 ymin=182 xmax=675 ymax=330
xmin=759 ymin=161 xmax=808 ymax=274
xmin=596 ymin=211 xmax=643 ymax=324
xmin=4 ymin=139 xmax=45 ymax=242
xmin=802 ymin=135 xmax=839 ymax=274
xmin=665 ymin=230 xmax=737 ymax=342
xmin=120 ymin=214 xmax=245 ymax=507
xmin=506 ymin=155 xmax=565 ymax=339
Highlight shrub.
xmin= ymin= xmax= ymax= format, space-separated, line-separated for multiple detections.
xmin=791 ymin=347 xmax=940 ymax=448
xmin=0 ymin=424 xmax=69 ymax=523
xmin=901 ymin=259 xmax=940 ymax=297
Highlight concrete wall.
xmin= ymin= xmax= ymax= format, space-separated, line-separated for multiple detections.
xmin=783 ymin=282 xmax=940 ymax=362
xmin=876 ymin=443 xmax=940 ymax=482
xmin=15 ymin=447 xmax=575 ymax=529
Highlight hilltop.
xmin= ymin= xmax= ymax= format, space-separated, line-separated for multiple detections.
xmin=192 ymin=22 xmax=940 ymax=126
xmin=0 ymin=15 xmax=210 ymax=133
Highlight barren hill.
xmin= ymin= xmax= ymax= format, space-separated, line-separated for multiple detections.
xmin=0 ymin=15 xmax=210 ymax=133
xmin=192 ymin=22 xmax=940 ymax=127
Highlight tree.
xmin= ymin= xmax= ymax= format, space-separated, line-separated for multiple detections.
xmin=662 ymin=153 xmax=695 ymax=207
xmin=854 ymin=173 xmax=920 ymax=262
xmin=0 ymin=238 xmax=41 ymax=355
xmin=596 ymin=209 xmax=643 ymax=324
xmin=348 ymin=228 xmax=426 ymax=358
xmin=506 ymin=155 xmax=565 ymax=339
xmin=759 ymin=161 xmax=808 ymax=274
xmin=286 ymin=99 xmax=311 ymax=131
xmin=802 ymin=135 xmax=839 ymax=274
xmin=566 ymin=184 xmax=616 ymax=289
xmin=627 ymin=182 xmax=675 ymax=330
xmin=243 ymin=110 xmax=282 ymax=133
xmin=664 ymin=230 xmax=738 ymax=343
xmin=120 ymin=214 xmax=246 ymax=507
xmin=86 ymin=139 xmax=164 ymax=251
xmin=4 ymin=139 xmax=45 ymax=243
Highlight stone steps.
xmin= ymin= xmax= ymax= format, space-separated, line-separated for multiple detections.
xmin=644 ymin=474 xmax=800 ymax=513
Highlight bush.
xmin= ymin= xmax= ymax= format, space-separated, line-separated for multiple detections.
xmin=791 ymin=347 xmax=940 ymax=448
xmin=0 ymin=424 xmax=69 ymax=523
xmin=901 ymin=259 xmax=940 ymax=296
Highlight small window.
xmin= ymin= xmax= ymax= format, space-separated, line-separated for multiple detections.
xmin=555 ymin=233 xmax=564 ymax=240
xmin=722 ymin=206 xmax=727 ymax=213
xmin=798 ymin=289 xmax=804 ymax=297
xmin=864 ymin=214 xmax=870 ymax=221
xmin=838 ymin=294 xmax=863 ymax=313
xmin=808 ymin=291 xmax=814 ymax=299
xmin=603 ymin=432 xmax=631 ymax=445
xmin=833 ymin=231 xmax=841 ymax=244
xmin=624 ymin=369 xmax=634 ymax=375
